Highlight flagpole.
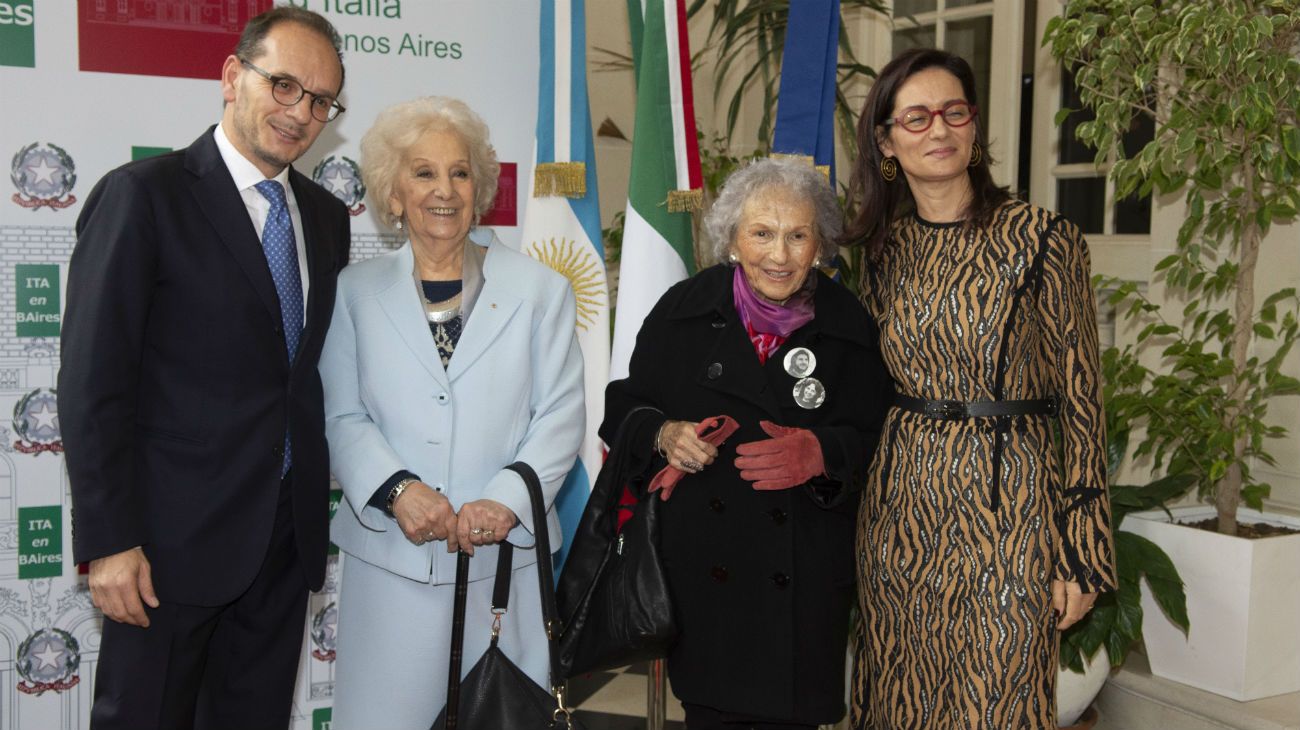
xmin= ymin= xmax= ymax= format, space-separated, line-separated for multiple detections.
xmin=647 ymin=658 xmax=667 ymax=730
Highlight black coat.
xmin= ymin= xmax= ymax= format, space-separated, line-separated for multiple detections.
xmin=602 ymin=264 xmax=892 ymax=723
xmin=59 ymin=128 xmax=350 ymax=605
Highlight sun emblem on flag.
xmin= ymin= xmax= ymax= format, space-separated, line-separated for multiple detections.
xmin=528 ymin=237 xmax=605 ymax=331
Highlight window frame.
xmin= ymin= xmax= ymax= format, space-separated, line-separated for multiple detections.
xmin=1030 ymin=0 xmax=1152 ymax=279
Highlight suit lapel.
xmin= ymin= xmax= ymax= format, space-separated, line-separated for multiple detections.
xmin=187 ymin=131 xmax=283 ymax=328
xmin=446 ymin=244 xmax=521 ymax=382
xmin=378 ymin=245 xmax=450 ymax=387
xmin=290 ymin=169 xmax=330 ymax=370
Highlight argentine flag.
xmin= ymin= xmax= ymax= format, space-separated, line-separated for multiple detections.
xmin=516 ymin=0 xmax=609 ymax=572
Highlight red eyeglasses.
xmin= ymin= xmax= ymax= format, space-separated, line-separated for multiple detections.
xmin=884 ymin=101 xmax=977 ymax=133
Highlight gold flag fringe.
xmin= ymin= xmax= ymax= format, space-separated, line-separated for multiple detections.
xmin=666 ymin=188 xmax=704 ymax=213
xmin=533 ymin=162 xmax=586 ymax=198
xmin=770 ymin=152 xmax=815 ymax=166
xmin=769 ymin=153 xmax=830 ymax=180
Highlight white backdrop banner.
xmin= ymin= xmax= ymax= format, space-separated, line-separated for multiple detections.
xmin=0 ymin=2 xmax=538 ymax=728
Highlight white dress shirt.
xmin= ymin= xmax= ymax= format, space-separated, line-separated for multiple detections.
xmin=213 ymin=123 xmax=311 ymax=318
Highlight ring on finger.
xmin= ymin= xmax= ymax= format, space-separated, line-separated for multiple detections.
xmin=470 ymin=527 xmax=483 ymax=535
xmin=425 ymin=532 xmax=435 ymax=541
xmin=683 ymin=459 xmax=702 ymax=471
xmin=482 ymin=529 xmax=495 ymax=538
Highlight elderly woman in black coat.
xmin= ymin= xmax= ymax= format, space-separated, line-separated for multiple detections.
xmin=602 ymin=157 xmax=892 ymax=729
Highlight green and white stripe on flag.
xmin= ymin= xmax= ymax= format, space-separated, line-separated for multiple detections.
xmin=610 ymin=0 xmax=702 ymax=381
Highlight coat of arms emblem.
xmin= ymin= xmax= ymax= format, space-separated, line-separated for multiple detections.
xmin=16 ymin=627 xmax=81 ymax=695
xmin=12 ymin=387 xmax=62 ymax=455
xmin=312 ymin=155 xmax=366 ymax=216
xmin=11 ymin=143 xmax=77 ymax=210
xmin=310 ymin=601 xmax=338 ymax=662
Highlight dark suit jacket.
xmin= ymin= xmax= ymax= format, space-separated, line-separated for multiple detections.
xmin=601 ymin=264 xmax=893 ymax=724
xmin=59 ymin=127 xmax=350 ymax=606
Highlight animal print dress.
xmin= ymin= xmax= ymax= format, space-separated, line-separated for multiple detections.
xmin=852 ymin=201 xmax=1117 ymax=729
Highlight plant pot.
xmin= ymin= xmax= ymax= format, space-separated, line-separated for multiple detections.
xmin=1124 ymin=506 xmax=1300 ymax=700
xmin=1060 ymin=706 xmax=1098 ymax=730
xmin=1057 ymin=646 xmax=1109 ymax=726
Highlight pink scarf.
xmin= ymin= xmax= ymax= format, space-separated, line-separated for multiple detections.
xmin=731 ymin=265 xmax=816 ymax=363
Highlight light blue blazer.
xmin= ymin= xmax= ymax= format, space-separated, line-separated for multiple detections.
xmin=320 ymin=233 xmax=584 ymax=585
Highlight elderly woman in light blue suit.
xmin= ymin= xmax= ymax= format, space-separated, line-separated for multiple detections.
xmin=319 ymin=96 xmax=584 ymax=729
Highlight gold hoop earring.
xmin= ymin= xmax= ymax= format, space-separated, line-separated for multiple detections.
xmin=969 ymin=142 xmax=982 ymax=168
xmin=880 ymin=156 xmax=898 ymax=182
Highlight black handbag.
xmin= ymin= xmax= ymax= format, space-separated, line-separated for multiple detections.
xmin=555 ymin=409 xmax=677 ymax=677
xmin=430 ymin=462 xmax=583 ymax=730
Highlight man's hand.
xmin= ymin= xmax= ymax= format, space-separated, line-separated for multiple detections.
xmin=89 ymin=546 xmax=160 ymax=627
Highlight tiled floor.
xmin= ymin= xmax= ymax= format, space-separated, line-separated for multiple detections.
xmin=569 ymin=662 xmax=686 ymax=729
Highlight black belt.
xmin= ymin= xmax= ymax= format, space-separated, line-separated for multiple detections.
xmin=893 ymin=393 xmax=1059 ymax=420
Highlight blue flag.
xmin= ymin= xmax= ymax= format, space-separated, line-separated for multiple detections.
xmin=518 ymin=0 xmax=609 ymax=575
xmin=772 ymin=0 xmax=840 ymax=181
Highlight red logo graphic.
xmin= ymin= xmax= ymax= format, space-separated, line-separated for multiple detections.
xmin=78 ymin=0 xmax=273 ymax=79
xmin=480 ymin=162 xmax=517 ymax=227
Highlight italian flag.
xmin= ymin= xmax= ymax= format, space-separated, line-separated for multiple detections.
xmin=609 ymin=0 xmax=703 ymax=381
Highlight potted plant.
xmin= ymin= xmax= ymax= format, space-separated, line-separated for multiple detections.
xmin=1046 ymin=0 xmax=1300 ymax=700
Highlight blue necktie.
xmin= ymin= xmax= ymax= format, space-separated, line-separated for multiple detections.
xmin=254 ymin=179 xmax=304 ymax=475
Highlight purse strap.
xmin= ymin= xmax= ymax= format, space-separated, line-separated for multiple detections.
xmin=502 ymin=461 xmax=564 ymax=686
xmin=440 ymin=462 xmax=572 ymax=729
xmin=443 ymin=551 xmax=472 ymax=729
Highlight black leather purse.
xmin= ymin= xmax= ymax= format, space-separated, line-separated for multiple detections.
xmin=555 ymin=409 xmax=677 ymax=677
xmin=430 ymin=462 xmax=583 ymax=730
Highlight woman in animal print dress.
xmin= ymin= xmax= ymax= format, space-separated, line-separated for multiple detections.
xmin=843 ymin=48 xmax=1117 ymax=729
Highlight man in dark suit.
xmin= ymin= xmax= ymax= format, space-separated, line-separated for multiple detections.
xmin=58 ymin=8 xmax=350 ymax=729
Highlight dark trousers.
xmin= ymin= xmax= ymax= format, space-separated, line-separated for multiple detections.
xmin=683 ymin=703 xmax=820 ymax=730
xmin=90 ymin=478 xmax=308 ymax=730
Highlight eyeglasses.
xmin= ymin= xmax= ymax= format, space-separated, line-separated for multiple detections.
xmin=239 ymin=58 xmax=345 ymax=123
xmin=884 ymin=101 xmax=977 ymax=134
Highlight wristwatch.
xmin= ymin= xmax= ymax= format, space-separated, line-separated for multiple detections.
xmin=385 ymin=477 xmax=419 ymax=515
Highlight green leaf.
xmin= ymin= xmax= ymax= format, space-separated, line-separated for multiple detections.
xmin=1128 ymin=473 xmax=1197 ymax=513
xmin=1113 ymin=584 xmax=1144 ymax=639
xmin=1283 ymin=127 xmax=1300 ymax=163
xmin=1242 ymin=483 xmax=1269 ymax=510
xmin=1117 ymin=532 xmax=1190 ymax=632
xmin=1072 ymin=601 xmax=1117 ymax=659
xmin=1209 ymin=460 xmax=1229 ymax=482
xmin=1262 ymin=288 xmax=1297 ymax=308
xmin=1251 ymin=14 xmax=1273 ymax=38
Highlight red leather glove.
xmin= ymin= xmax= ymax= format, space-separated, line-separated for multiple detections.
xmin=647 ymin=415 xmax=740 ymax=500
xmin=734 ymin=420 xmax=825 ymax=491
